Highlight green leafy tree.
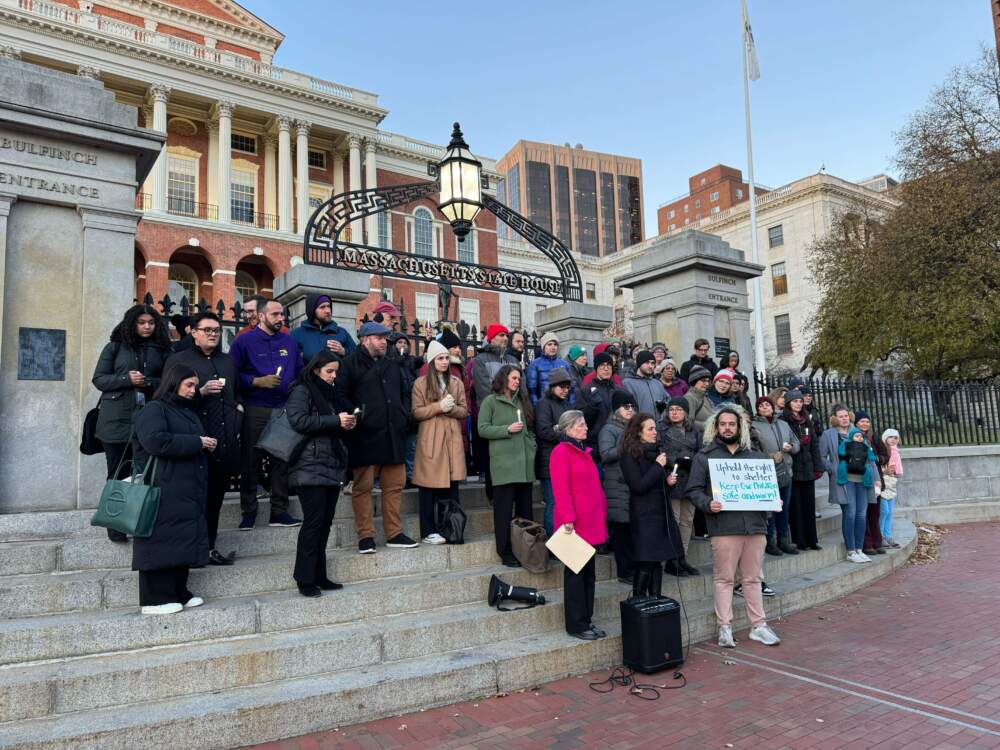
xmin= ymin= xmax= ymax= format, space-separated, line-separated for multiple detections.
xmin=805 ymin=48 xmax=1000 ymax=381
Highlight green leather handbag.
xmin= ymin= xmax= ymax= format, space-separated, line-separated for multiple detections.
xmin=90 ymin=457 xmax=161 ymax=538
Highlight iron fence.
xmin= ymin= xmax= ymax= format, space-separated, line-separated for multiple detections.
xmin=137 ymin=292 xmax=246 ymax=352
xmin=755 ymin=373 xmax=1000 ymax=447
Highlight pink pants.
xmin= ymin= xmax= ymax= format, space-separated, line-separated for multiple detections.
xmin=710 ymin=534 xmax=767 ymax=628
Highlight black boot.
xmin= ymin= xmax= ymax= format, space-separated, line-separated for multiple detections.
xmin=648 ymin=565 xmax=663 ymax=598
xmin=778 ymin=535 xmax=799 ymax=555
xmin=633 ymin=567 xmax=652 ymax=598
xmin=664 ymin=559 xmax=688 ymax=577
xmin=765 ymin=535 xmax=783 ymax=556
xmin=678 ymin=557 xmax=700 ymax=576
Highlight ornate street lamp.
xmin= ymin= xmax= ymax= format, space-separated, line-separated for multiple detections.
xmin=436 ymin=122 xmax=482 ymax=240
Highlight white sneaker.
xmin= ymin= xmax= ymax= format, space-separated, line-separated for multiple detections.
xmin=140 ymin=602 xmax=183 ymax=615
xmin=748 ymin=624 xmax=781 ymax=646
xmin=857 ymin=551 xmax=872 ymax=563
xmin=718 ymin=624 xmax=736 ymax=648
xmin=421 ymin=533 xmax=447 ymax=545
xmin=183 ymin=596 xmax=204 ymax=609
xmin=847 ymin=551 xmax=862 ymax=563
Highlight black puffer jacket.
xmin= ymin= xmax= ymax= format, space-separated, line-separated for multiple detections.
xmin=335 ymin=345 xmax=410 ymax=467
xmin=621 ymin=443 xmax=683 ymax=562
xmin=285 ymin=380 xmax=349 ymax=488
xmin=133 ymin=395 xmax=209 ymax=571
xmin=534 ymin=393 xmax=570 ymax=480
xmin=170 ymin=347 xmax=241 ymax=476
xmin=781 ymin=411 xmax=823 ymax=481
xmin=686 ymin=438 xmax=770 ymax=537
xmin=658 ymin=420 xmax=702 ymax=502
xmin=92 ymin=340 xmax=171 ymax=444
xmin=597 ymin=413 xmax=629 ymax=523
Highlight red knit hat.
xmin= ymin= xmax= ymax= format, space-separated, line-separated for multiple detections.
xmin=714 ymin=368 xmax=735 ymax=383
xmin=486 ymin=323 xmax=510 ymax=343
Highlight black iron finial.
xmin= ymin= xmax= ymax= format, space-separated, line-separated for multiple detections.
xmin=447 ymin=122 xmax=469 ymax=150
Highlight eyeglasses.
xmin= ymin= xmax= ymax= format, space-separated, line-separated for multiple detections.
xmin=196 ymin=328 xmax=221 ymax=335
xmin=697 ymin=347 xmax=709 ymax=353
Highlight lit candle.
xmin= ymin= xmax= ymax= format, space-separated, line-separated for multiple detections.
xmin=516 ymin=409 xmax=522 ymax=424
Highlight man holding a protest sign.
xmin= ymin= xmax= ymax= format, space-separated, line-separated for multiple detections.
xmin=686 ymin=405 xmax=782 ymax=649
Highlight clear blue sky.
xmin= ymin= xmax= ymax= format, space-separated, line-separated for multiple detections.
xmin=242 ymin=0 xmax=994 ymax=238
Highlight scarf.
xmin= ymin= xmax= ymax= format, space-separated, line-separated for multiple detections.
xmin=305 ymin=374 xmax=337 ymax=417
xmin=562 ymin=434 xmax=588 ymax=452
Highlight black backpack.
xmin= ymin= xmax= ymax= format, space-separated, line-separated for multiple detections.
xmin=842 ymin=441 xmax=869 ymax=475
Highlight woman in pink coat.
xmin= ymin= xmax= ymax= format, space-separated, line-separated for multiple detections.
xmin=551 ymin=409 xmax=609 ymax=641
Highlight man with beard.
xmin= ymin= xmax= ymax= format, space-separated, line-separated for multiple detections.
xmin=291 ymin=293 xmax=356 ymax=359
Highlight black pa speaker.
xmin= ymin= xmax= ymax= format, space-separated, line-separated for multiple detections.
xmin=620 ymin=595 xmax=684 ymax=674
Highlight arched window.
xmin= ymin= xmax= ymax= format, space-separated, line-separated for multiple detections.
xmin=235 ymin=270 xmax=256 ymax=303
xmin=168 ymin=263 xmax=198 ymax=305
xmin=414 ymin=207 xmax=433 ymax=257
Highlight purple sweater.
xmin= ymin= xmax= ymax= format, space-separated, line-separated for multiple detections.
xmin=663 ymin=379 xmax=689 ymax=398
xmin=227 ymin=326 xmax=303 ymax=408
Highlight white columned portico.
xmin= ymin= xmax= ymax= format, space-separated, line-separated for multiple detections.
xmin=206 ymin=120 xmax=219 ymax=209
xmin=332 ymin=148 xmax=344 ymax=220
xmin=215 ymin=100 xmax=234 ymax=223
xmin=277 ymin=115 xmax=293 ymax=233
xmin=149 ymin=83 xmax=170 ymax=212
xmin=295 ymin=119 xmax=311 ymax=235
xmin=348 ymin=133 xmax=362 ymax=240
xmin=364 ymin=138 xmax=377 ymax=243
xmin=263 ymin=134 xmax=277 ymax=221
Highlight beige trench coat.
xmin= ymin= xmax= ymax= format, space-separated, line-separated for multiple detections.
xmin=412 ymin=374 xmax=469 ymax=488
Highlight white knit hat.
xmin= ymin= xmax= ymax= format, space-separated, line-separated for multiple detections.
xmin=425 ymin=340 xmax=448 ymax=363
xmin=881 ymin=428 xmax=900 ymax=442
xmin=540 ymin=331 xmax=559 ymax=347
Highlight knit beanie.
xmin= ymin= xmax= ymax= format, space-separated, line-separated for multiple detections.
xmin=424 ymin=340 xmax=448 ymax=363
xmin=666 ymin=396 xmax=690 ymax=415
xmin=540 ymin=331 xmax=559 ymax=348
xmin=568 ymin=345 xmax=586 ymax=362
xmin=485 ymin=323 xmax=510 ymax=343
xmin=438 ymin=329 xmax=461 ymax=350
xmin=713 ymin=368 xmax=735 ymax=383
xmin=594 ymin=352 xmax=614 ymax=369
xmin=882 ymin=428 xmax=900 ymax=442
xmin=854 ymin=409 xmax=871 ymax=424
xmin=612 ymin=389 xmax=637 ymax=411
xmin=785 ymin=389 xmax=804 ymax=402
xmin=756 ymin=395 xmax=774 ymax=410
xmin=635 ymin=350 xmax=655 ymax=367
xmin=651 ymin=342 xmax=667 ymax=354
xmin=687 ymin=365 xmax=711 ymax=385
xmin=547 ymin=367 xmax=572 ymax=387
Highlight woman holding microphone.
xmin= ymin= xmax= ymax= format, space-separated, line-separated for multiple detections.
xmin=551 ymin=410 xmax=608 ymax=640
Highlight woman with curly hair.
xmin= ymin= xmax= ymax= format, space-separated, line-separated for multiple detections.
xmin=92 ymin=304 xmax=172 ymax=541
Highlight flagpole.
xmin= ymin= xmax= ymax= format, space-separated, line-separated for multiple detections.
xmin=741 ymin=2 xmax=768 ymax=381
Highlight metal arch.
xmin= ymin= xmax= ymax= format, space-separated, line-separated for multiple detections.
xmin=302 ymin=182 xmax=584 ymax=303
xmin=482 ymin=193 xmax=583 ymax=303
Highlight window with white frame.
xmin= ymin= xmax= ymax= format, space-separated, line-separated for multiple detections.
xmin=457 ymin=230 xmax=475 ymax=264
xmin=459 ymin=299 xmax=480 ymax=330
xmin=414 ymin=207 xmax=434 ymax=257
xmin=683 ymin=204 xmax=689 ymax=213
xmin=235 ymin=271 xmax=256 ymax=303
xmin=668 ymin=209 xmax=675 ymax=219
xmin=711 ymin=206 xmax=720 ymax=214
xmin=735 ymin=188 xmax=744 ymax=200
xmin=167 ymin=156 xmax=197 ymax=215
xmin=415 ymin=292 xmax=436 ymax=323
xmin=231 ymin=133 xmax=257 ymax=154
xmin=614 ymin=306 xmax=625 ymax=328
xmin=509 ymin=300 xmax=522 ymax=328
xmin=378 ymin=210 xmax=391 ymax=249
xmin=231 ymin=169 xmax=255 ymax=224
xmin=307 ymin=150 xmax=326 ymax=168
xmin=694 ymin=199 xmax=701 ymax=208
xmin=768 ymin=224 xmax=785 ymax=248
xmin=710 ymin=191 xmax=719 ymax=201
xmin=168 ymin=263 xmax=198 ymax=304
xmin=586 ymin=282 xmax=597 ymax=300
xmin=775 ymin=314 xmax=793 ymax=354
xmin=668 ymin=223 xmax=676 ymax=230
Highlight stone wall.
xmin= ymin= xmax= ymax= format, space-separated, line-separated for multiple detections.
xmin=894 ymin=445 xmax=1000 ymax=524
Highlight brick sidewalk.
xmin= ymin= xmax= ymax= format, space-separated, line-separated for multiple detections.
xmin=250 ymin=523 xmax=1000 ymax=750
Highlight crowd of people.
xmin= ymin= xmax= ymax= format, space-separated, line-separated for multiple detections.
xmin=92 ymin=303 xmax=904 ymax=649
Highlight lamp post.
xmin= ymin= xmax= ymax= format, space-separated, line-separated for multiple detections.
xmin=436 ymin=122 xmax=483 ymax=240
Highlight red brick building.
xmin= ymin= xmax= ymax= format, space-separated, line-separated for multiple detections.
xmin=656 ymin=164 xmax=767 ymax=236
xmin=0 ymin=0 xmax=500 ymax=331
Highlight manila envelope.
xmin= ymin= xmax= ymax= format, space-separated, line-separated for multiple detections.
xmin=545 ymin=526 xmax=596 ymax=574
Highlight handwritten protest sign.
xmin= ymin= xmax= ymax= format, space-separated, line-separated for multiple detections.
xmin=708 ymin=458 xmax=782 ymax=511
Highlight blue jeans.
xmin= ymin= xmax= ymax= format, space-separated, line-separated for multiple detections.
xmin=540 ymin=479 xmax=554 ymax=537
xmin=840 ymin=482 xmax=868 ymax=550
xmin=879 ymin=497 xmax=895 ymax=542
xmin=404 ymin=432 xmax=417 ymax=481
xmin=767 ymin=483 xmax=793 ymax=539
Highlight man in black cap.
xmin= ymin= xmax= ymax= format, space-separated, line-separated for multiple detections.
xmin=335 ymin=320 xmax=418 ymax=553
xmin=623 ymin=350 xmax=668 ymax=417
xmin=578 ymin=351 xmax=618 ymax=457
xmin=679 ymin=338 xmax=719 ymax=384
xmin=683 ymin=365 xmax=716 ymax=430
xmin=534 ymin=367 xmax=572 ymax=535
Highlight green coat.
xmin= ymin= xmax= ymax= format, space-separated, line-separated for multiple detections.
xmin=478 ymin=394 xmax=537 ymax=486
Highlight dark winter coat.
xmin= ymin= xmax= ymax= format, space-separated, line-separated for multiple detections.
xmin=658 ymin=420 xmax=702 ymax=502
xmin=133 ymin=395 xmax=209 ymax=571
xmin=534 ymin=393 xmax=570 ymax=480
xmin=568 ymin=361 xmax=590 ymax=406
xmin=335 ymin=345 xmax=411 ymax=468
xmin=678 ymin=354 xmax=719 ymax=384
xmin=170 ymin=346 xmax=242 ymax=476
xmin=285 ymin=380 xmax=350 ymax=488
xmin=577 ymin=377 xmax=616 ymax=454
xmin=471 ymin=346 xmax=520 ymax=402
xmin=92 ymin=339 xmax=170 ymax=444
xmin=623 ymin=374 xmax=667 ymax=417
xmin=290 ymin=292 xmax=357 ymax=359
xmin=597 ymin=412 xmax=629 ymax=523
xmin=686 ymin=438 xmax=771 ymax=537
xmin=620 ymin=444 xmax=683 ymax=562
xmin=781 ymin=411 xmax=823 ymax=481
